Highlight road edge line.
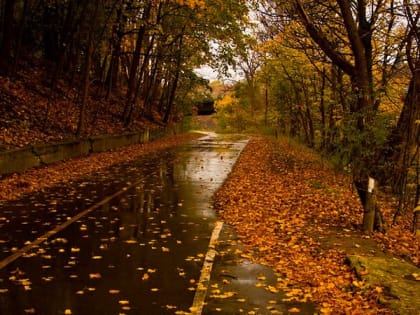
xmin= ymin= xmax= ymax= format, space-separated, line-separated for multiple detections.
xmin=190 ymin=220 xmax=224 ymax=314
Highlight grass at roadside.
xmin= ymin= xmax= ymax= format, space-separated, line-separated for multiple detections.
xmin=214 ymin=136 xmax=419 ymax=314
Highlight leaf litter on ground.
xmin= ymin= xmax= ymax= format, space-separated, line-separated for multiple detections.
xmin=214 ymin=136 xmax=419 ymax=314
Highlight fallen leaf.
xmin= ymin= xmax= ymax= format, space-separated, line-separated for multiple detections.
xmin=109 ymin=289 xmax=120 ymax=294
xmin=267 ymin=285 xmax=279 ymax=293
xmin=89 ymin=273 xmax=101 ymax=279
xmin=210 ymin=291 xmax=236 ymax=299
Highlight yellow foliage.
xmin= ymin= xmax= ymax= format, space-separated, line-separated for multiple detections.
xmin=175 ymin=0 xmax=205 ymax=9
xmin=215 ymin=93 xmax=237 ymax=110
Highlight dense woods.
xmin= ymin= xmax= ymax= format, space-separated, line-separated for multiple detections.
xmin=215 ymin=0 xmax=419 ymax=233
xmin=0 ymin=0 xmax=249 ymax=140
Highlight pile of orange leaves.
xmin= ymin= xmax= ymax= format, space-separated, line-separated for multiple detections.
xmin=214 ymin=136 xmax=419 ymax=314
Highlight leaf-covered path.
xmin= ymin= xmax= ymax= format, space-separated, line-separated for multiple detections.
xmin=213 ymin=136 xmax=420 ymax=314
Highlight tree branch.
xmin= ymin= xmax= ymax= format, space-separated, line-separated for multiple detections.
xmin=293 ymin=0 xmax=355 ymax=76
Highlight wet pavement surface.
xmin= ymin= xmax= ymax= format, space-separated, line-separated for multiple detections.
xmin=0 ymin=133 xmax=247 ymax=314
xmin=204 ymin=225 xmax=316 ymax=315
xmin=0 ymin=133 xmax=316 ymax=315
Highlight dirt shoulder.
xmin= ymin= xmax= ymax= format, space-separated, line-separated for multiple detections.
xmin=214 ymin=136 xmax=420 ymax=314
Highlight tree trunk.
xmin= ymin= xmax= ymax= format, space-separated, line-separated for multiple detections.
xmin=388 ymin=60 xmax=420 ymax=192
xmin=264 ymin=86 xmax=268 ymax=126
xmin=302 ymin=83 xmax=314 ymax=147
xmin=320 ymin=68 xmax=327 ymax=149
xmin=106 ymin=5 xmax=123 ymax=99
xmin=11 ymin=0 xmax=29 ymax=75
xmin=125 ymin=34 xmax=155 ymax=126
xmin=76 ymin=0 xmax=98 ymax=137
xmin=143 ymin=55 xmax=162 ymax=120
xmin=350 ymin=73 xmax=385 ymax=232
xmin=123 ymin=3 xmax=152 ymax=125
xmin=50 ymin=1 xmax=83 ymax=89
xmin=0 ymin=0 xmax=16 ymax=75
xmin=76 ymin=34 xmax=94 ymax=138
xmin=164 ymin=70 xmax=180 ymax=124
xmin=414 ymin=210 xmax=420 ymax=236
xmin=362 ymin=178 xmax=377 ymax=232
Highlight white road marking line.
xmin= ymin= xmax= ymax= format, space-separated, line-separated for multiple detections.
xmin=190 ymin=220 xmax=224 ymax=314
xmin=0 ymin=181 xmax=141 ymax=270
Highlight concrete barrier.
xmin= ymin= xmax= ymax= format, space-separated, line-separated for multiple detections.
xmin=0 ymin=148 xmax=41 ymax=174
xmin=91 ymin=132 xmax=140 ymax=153
xmin=140 ymin=129 xmax=150 ymax=143
xmin=33 ymin=140 xmax=91 ymax=165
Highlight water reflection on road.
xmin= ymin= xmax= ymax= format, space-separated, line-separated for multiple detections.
xmin=0 ymin=133 xmax=247 ymax=315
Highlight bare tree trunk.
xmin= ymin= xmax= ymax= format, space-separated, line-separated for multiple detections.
xmin=76 ymin=34 xmax=94 ymax=137
xmin=50 ymin=1 xmax=84 ymax=89
xmin=264 ymin=86 xmax=268 ymax=126
xmin=0 ymin=0 xmax=16 ymax=75
xmin=106 ymin=4 xmax=123 ymax=99
xmin=125 ymin=34 xmax=155 ymax=126
xmin=391 ymin=61 xmax=420 ymax=190
xmin=143 ymin=55 xmax=162 ymax=120
xmin=76 ymin=0 xmax=98 ymax=137
xmin=11 ymin=0 xmax=29 ymax=76
xmin=163 ymin=29 xmax=186 ymax=124
xmin=320 ymin=68 xmax=327 ymax=149
xmin=123 ymin=3 xmax=152 ymax=125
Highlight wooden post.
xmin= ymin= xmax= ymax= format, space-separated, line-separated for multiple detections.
xmin=363 ymin=177 xmax=377 ymax=233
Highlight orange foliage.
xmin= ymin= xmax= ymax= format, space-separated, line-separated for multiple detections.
xmin=214 ymin=136 xmax=418 ymax=314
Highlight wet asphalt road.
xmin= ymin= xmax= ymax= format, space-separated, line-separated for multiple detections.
xmin=0 ymin=133 xmax=248 ymax=315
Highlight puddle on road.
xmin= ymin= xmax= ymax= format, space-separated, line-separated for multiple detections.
xmin=204 ymin=226 xmax=316 ymax=315
xmin=0 ymin=134 xmax=247 ymax=315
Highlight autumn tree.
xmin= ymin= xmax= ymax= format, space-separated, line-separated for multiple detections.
xmin=0 ymin=0 xmax=251 ymax=135
xmin=384 ymin=0 xmax=420 ymax=222
xmin=116 ymin=0 xmax=251 ymax=125
xmin=255 ymin=0 xmax=417 ymax=232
